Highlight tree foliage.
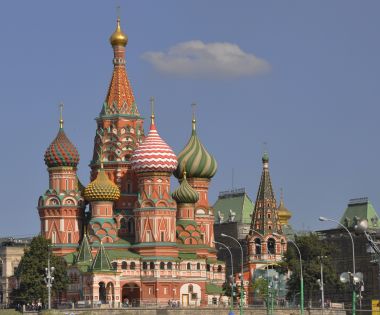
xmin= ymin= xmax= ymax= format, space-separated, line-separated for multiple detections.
xmin=278 ymin=233 xmax=341 ymax=303
xmin=11 ymin=235 xmax=68 ymax=305
xmin=252 ymin=277 xmax=269 ymax=300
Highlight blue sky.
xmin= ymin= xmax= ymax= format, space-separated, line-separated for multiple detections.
xmin=1 ymin=1 xmax=380 ymax=236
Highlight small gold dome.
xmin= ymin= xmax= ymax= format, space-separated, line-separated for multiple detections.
xmin=278 ymin=199 xmax=292 ymax=225
xmin=84 ymin=169 xmax=120 ymax=202
xmin=109 ymin=18 xmax=128 ymax=47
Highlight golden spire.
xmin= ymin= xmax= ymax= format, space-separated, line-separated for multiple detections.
xmin=109 ymin=16 xmax=128 ymax=47
xmin=150 ymin=96 xmax=155 ymax=126
xmin=191 ymin=102 xmax=197 ymax=131
xmin=59 ymin=102 xmax=64 ymax=129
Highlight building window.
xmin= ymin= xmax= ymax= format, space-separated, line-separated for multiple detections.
xmin=197 ymin=263 xmax=201 ymax=270
xmin=143 ymin=262 xmax=148 ymax=270
xmin=130 ymin=262 xmax=136 ymax=270
xmin=122 ymin=261 xmax=127 ymax=270
xmin=127 ymin=182 xmax=131 ymax=193
xmin=187 ymin=263 xmax=191 ymax=270
xmin=167 ymin=262 xmax=172 ymax=270
xmin=160 ymin=262 xmax=165 ymax=270
xmin=206 ymin=264 xmax=210 ymax=272
xmin=161 ymin=231 xmax=165 ymax=242
xmin=150 ymin=262 xmax=155 ymax=270
xmin=188 ymin=284 xmax=193 ymax=293
xmin=65 ymin=179 xmax=69 ymax=191
xmin=267 ymin=238 xmax=276 ymax=254
xmin=112 ymin=262 xmax=117 ymax=270
xmin=67 ymin=232 xmax=72 ymax=243
xmin=52 ymin=231 xmax=57 ymax=244
xmin=217 ymin=265 xmax=223 ymax=273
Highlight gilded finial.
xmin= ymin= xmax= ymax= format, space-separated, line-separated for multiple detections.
xmin=59 ymin=103 xmax=64 ymax=129
xmin=191 ymin=102 xmax=197 ymax=131
xmin=109 ymin=12 xmax=128 ymax=47
xmin=150 ymin=96 xmax=155 ymax=125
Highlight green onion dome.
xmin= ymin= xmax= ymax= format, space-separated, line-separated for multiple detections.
xmin=262 ymin=152 xmax=269 ymax=163
xmin=44 ymin=127 xmax=80 ymax=168
xmin=174 ymin=118 xmax=217 ymax=179
xmin=172 ymin=172 xmax=199 ymax=204
xmin=83 ymin=168 xmax=120 ymax=202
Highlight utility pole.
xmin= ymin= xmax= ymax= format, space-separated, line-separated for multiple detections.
xmin=318 ymin=256 xmax=327 ymax=315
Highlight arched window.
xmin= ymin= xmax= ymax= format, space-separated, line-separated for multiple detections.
xmin=121 ymin=261 xmax=127 ymax=270
xmin=196 ymin=263 xmax=201 ymax=270
xmin=112 ymin=262 xmax=117 ymax=270
xmin=188 ymin=284 xmax=193 ymax=293
xmin=267 ymin=238 xmax=276 ymax=254
xmin=187 ymin=262 xmax=191 ymax=270
xmin=160 ymin=262 xmax=165 ymax=270
xmin=150 ymin=262 xmax=155 ymax=270
xmin=167 ymin=262 xmax=173 ymax=270
xmin=130 ymin=262 xmax=136 ymax=270
xmin=217 ymin=265 xmax=223 ymax=273
xmin=143 ymin=262 xmax=148 ymax=270
xmin=206 ymin=264 xmax=210 ymax=272
xmin=255 ymin=238 xmax=261 ymax=254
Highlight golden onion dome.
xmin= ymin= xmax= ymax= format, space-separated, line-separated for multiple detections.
xmin=109 ymin=18 xmax=128 ymax=47
xmin=84 ymin=168 xmax=120 ymax=202
xmin=277 ymin=197 xmax=292 ymax=225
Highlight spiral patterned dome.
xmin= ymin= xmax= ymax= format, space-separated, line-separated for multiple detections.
xmin=84 ymin=168 xmax=120 ymax=202
xmin=131 ymin=117 xmax=177 ymax=173
xmin=174 ymin=119 xmax=217 ymax=179
xmin=44 ymin=128 xmax=80 ymax=168
xmin=172 ymin=172 xmax=199 ymax=204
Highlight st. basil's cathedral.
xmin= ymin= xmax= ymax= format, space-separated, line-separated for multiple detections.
xmin=38 ymin=18 xmax=225 ymax=306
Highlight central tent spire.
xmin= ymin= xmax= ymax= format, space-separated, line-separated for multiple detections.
xmin=102 ymin=17 xmax=138 ymax=116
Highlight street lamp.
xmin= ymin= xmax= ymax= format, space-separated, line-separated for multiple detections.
xmin=221 ymin=233 xmax=244 ymax=315
xmin=44 ymin=247 xmax=55 ymax=310
xmin=319 ymin=216 xmax=356 ymax=315
xmin=274 ymin=232 xmax=304 ymax=315
xmin=213 ymin=240 xmax=234 ymax=312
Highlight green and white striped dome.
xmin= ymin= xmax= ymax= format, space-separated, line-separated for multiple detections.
xmin=174 ymin=118 xmax=217 ymax=179
xmin=172 ymin=172 xmax=199 ymax=204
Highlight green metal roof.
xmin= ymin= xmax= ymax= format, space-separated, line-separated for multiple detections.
xmin=178 ymin=252 xmax=198 ymax=260
xmin=206 ymin=283 xmax=224 ymax=294
xmin=76 ymin=234 xmax=92 ymax=263
xmin=107 ymin=249 xmax=140 ymax=260
xmin=91 ymin=243 xmax=112 ymax=271
xmin=339 ymin=198 xmax=380 ymax=229
xmin=63 ymin=252 xmax=76 ymax=264
xmin=213 ymin=190 xmax=253 ymax=224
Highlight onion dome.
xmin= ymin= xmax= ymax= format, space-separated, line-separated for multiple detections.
xmin=83 ymin=168 xmax=120 ymax=202
xmin=277 ymin=190 xmax=292 ymax=225
xmin=44 ymin=107 xmax=80 ymax=168
xmin=131 ymin=111 xmax=177 ymax=173
xmin=109 ymin=17 xmax=128 ymax=47
xmin=172 ymin=171 xmax=199 ymax=204
xmin=174 ymin=117 xmax=217 ymax=179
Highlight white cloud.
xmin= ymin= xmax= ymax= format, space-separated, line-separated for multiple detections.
xmin=142 ymin=40 xmax=271 ymax=79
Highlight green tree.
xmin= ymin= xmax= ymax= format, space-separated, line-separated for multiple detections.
xmin=278 ymin=233 xmax=341 ymax=305
xmin=252 ymin=277 xmax=269 ymax=301
xmin=11 ymin=235 xmax=68 ymax=306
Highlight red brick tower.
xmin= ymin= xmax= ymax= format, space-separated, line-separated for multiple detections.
xmin=130 ymin=105 xmax=179 ymax=257
xmin=90 ymin=18 xmax=144 ymax=225
xmin=38 ymin=105 xmax=85 ymax=255
xmin=246 ymin=153 xmax=287 ymax=274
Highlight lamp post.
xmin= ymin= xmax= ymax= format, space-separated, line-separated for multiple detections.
xmin=319 ymin=216 xmax=356 ymax=315
xmin=317 ymin=256 xmax=327 ymax=315
xmin=221 ymin=233 xmax=244 ymax=315
xmin=213 ymin=241 xmax=234 ymax=312
xmin=44 ymin=247 xmax=55 ymax=310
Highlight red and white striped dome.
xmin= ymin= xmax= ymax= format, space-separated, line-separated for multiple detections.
xmin=131 ymin=120 xmax=177 ymax=173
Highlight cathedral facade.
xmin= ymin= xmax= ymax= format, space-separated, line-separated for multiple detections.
xmin=38 ymin=18 xmax=224 ymax=306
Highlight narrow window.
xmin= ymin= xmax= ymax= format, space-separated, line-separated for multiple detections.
xmin=161 ymin=231 xmax=165 ymax=242
xmin=67 ymin=232 xmax=72 ymax=243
